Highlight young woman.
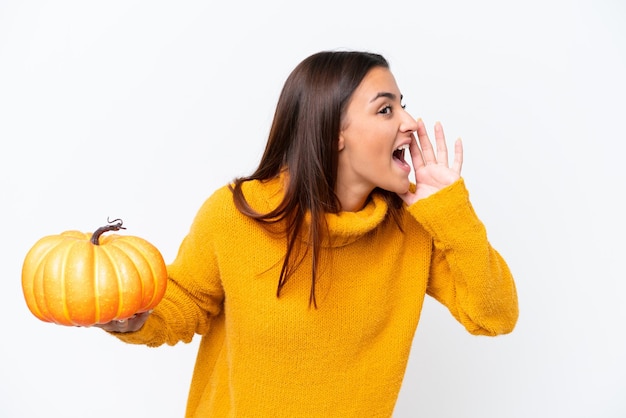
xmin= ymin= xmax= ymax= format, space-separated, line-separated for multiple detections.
xmin=102 ymin=50 xmax=519 ymax=417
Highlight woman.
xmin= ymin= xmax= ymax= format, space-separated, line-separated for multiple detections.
xmin=102 ymin=50 xmax=519 ymax=417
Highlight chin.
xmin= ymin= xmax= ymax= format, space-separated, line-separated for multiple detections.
xmin=397 ymin=178 xmax=411 ymax=194
xmin=382 ymin=180 xmax=410 ymax=195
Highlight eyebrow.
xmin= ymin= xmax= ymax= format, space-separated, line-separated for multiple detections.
xmin=370 ymin=92 xmax=403 ymax=102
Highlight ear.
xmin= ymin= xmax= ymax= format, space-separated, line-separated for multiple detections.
xmin=337 ymin=132 xmax=345 ymax=152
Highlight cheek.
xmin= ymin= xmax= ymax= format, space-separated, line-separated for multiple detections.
xmin=361 ymin=142 xmax=390 ymax=170
xmin=367 ymin=131 xmax=394 ymax=160
xmin=346 ymin=126 xmax=393 ymax=164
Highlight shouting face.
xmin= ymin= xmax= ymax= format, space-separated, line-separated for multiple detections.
xmin=336 ymin=67 xmax=418 ymax=211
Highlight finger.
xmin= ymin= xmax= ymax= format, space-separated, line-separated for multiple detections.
xmin=93 ymin=311 xmax=149 ymax=333
xmin=416 ymin=118 xmax=436 ymax=164
xmin=434 ymin=121 xmax=449 ymax=167
xmin=114 ymin=317 xmax=131 ymax=332
xmin=408 ymin=132 xmax=425 ymax=171
xmin=105 ymin=316 xmax=135 ymax=332
xmin=123 ymin=311 xmax=152 ymax=332
xmin=452 ymin=138 xmax=463 ymax=174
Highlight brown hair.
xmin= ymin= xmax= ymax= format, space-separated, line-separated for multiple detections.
xmin=230 ymin=51 xmax=404 ymax=307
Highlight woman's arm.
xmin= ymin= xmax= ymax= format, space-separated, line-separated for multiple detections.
xmin=400 ymin=119 xmax=517 ymax=335
xmin=410 ymin=179 xmax=519 ymax=336
xmin=101 ymin=194 xmax=226 ymax=347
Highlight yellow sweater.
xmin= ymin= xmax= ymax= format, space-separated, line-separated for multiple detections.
xmin=115 ymin=177 xmax=518 ymax=417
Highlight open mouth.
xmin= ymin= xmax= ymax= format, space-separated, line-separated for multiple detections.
xmin=393 ymin=144 xmax=409 ymax=164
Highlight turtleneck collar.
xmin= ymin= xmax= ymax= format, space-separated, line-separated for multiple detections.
xmin=322 ymin=193 xmax=388 ymax=247
xmin=237 ymin=174 xmax=391 ymax=248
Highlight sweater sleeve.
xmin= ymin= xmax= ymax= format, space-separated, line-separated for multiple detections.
xmin=407 ymin=178 xmax=519 ymax=336
xmin=111 ymin=193 xmax=225 ymax=347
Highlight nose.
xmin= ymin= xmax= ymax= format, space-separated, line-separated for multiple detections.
xmin=400 ymin=108 xmax=418 ymax=133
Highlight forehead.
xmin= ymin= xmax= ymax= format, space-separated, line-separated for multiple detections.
xmin=351 ymin=67 xmax=401 ymax=101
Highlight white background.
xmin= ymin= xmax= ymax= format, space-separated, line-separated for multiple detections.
xmin=1 ymin=1 xmax=625 ymax=417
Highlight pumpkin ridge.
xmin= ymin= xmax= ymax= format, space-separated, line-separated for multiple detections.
xmin=91 ymin=240 xmax=101 ymax=323
xmin=67 ymin=239 xmax=99 ymax=326
xmin=47 ymin=238 xmax=75 ymax=324
xmin=58 ymin=239 xmax=75 ymax=325
xmin=116 ymin=237 xmax=161 ymax=311
xmin=26 ymin=236 xmax=65 ymax=322
xmin=31 ymin=258 xmax=48 ymax=321
xmin=99 ymin=244 xmax=123 ymax=321
xmin=115 ymin=240 xmax=149 ymax=311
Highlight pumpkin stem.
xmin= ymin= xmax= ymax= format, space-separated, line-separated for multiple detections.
xmin=90 ymin=218 xmax=127 ymax=245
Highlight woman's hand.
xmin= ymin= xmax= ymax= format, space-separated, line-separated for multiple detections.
xmin=93 ymin=310 xmax=152 ymax=333
xmin=399 ymin=119 xmax=463 ymax=206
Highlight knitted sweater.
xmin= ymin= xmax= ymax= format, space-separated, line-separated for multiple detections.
xmin=114 ymin=176 xmax=518 ymax=417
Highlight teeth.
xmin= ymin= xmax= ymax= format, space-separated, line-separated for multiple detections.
xmin=395 ymin=144 xmax=409 ymax=151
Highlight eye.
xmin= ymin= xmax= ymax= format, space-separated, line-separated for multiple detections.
xmin=378 ymin=105 xmax=392 ymax=115
xmin=378 ymin=102 xmax=407 ymax=115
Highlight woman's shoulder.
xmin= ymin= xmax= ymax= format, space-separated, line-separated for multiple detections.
xmin=197 ymin=183 xmax=234 ymax=211
xmin=195 ymin=177 xmax=283 ymax=225
xmin=234 ymin=176 xmax=284 ymax=213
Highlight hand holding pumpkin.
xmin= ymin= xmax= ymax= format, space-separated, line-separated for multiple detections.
xmin=93 ymin=310 xmax=152 ymax=333
xmin=21 ymin=219 xmax=168 ymax=327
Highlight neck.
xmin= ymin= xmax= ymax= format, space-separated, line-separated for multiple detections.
xmin=335 ymin=183 xmax=372 ymax=212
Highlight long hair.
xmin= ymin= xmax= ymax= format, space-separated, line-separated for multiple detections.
xmin=230 ymin=51 xmax=404 ymax=307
